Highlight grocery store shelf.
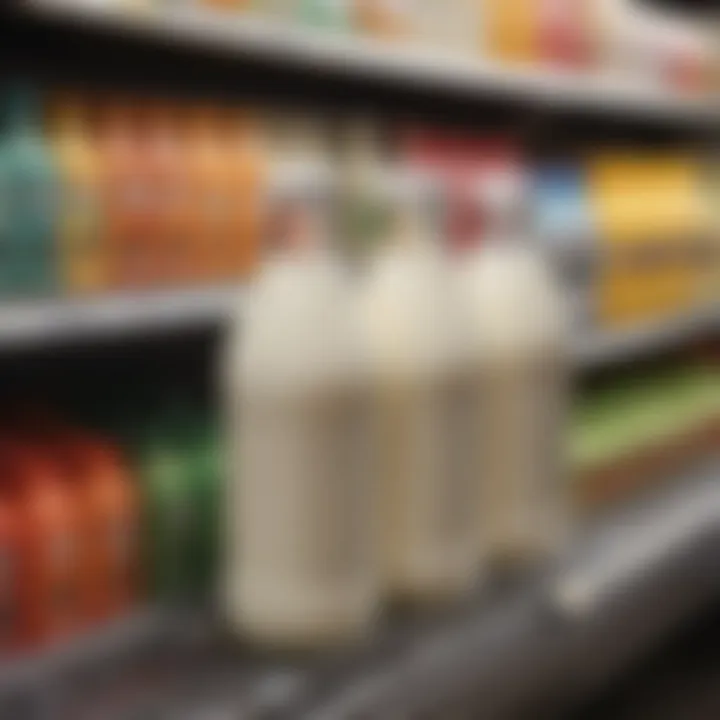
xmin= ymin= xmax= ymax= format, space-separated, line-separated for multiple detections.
xmin=0 ymin=459 xmax=717 ymax=718
xmin=20 ymin=0 xmax=720 ymax=125
xmin=5 ymin=460 xmax=717 ymax=719
xmin=0 ymin=286 xmax=239 ymax=348
xmin=575 ymin=304 xmax=720 ymax=369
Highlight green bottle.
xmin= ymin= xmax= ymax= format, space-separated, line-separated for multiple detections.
xmin=163 ymin=402 xmax=223 ymax=601
xmin=136 ymin=411 xmax=196 ymax=603
xmin=0 ymin=83 xmax=58 ymax=297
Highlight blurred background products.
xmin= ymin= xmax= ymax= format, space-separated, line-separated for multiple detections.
xmin=0 ymin=392 xmax=222 ymax=656
xmin=66 ymin=0 xmax=719 ymax=98
xmin=588 ymin=152 xmax=709 ymax=328
xmin=0 ymin=83 xmax=715 ymax=338
xmin=533 ymin=159 xmax=597 ymax=329
xmin=0 ymin=87 xmax=264 ymax=298
xmin=572 ymin=359 xmax=720 ymax=509
xmin=183 ymin=0 xmax=720 ymax=97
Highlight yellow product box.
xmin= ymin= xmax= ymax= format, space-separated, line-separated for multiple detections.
xmin=650 ymin=157 xmax=707 ymax=316
xmin=588 ymin=155 xmax=660 ymax=328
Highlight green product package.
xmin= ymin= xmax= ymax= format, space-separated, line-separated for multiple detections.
xmin=570 ymin=364 xmax=720 ymax=475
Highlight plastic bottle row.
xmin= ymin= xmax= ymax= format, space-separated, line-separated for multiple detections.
xmin=222 ymin=117 xmax=571 ymax=648
xmin=117 ymin=0 xmax=719 ymax=98
xmin=0 ymin=84 xmax=717 ymax=329
xmin=0 ymin=85 xmax=263 ymax=296
xmin=224 ymin=145 xmax=720 ymax=646
xmin=0 ymin=403 xmax=220 ymax=656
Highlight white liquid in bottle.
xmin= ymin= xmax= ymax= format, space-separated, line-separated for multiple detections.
xmin=223 ymin=118 xmax=379 ymax=647
xmin=460 ymin=169 xmax=571 ymax=566
xmin=358 ymin=167 xmax=482 ymax=604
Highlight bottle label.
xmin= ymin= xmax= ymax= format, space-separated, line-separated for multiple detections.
xmin=377 ymin=370 xmax=478 ymax=563
xmin=265 ymin=188 xmax=334 ymax=257
xmin=240 ymin=384 xmax=373 ymax=585
xmin=480 ymin=358 xmax=568 ymax=551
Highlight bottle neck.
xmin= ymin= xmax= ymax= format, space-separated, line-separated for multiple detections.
xmin=266 ymin=187 xmax=336 ymax=262
xmin=393 ymin=201 xmax=437 ymax=251
xmin=485 ymin=209 xmax=519 ymax=242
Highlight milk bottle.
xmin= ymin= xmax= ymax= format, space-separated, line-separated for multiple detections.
xmin=460 ymin=168 xmax=571 ymax=565
xmin=224 ymin=116 xmax=379 ymax=647
xmin=357 ymin=160 xmax=481 ymax=604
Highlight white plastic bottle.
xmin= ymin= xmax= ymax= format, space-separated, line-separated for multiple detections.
xmin=223 ymin=117 xmax=379 ymax=647
xmin=460 ymin=169 xmax=571 ymax=566
xmin=357 ymin=163 xmax=482 ymax=605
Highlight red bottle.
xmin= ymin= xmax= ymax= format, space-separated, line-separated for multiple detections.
xmin=57 ymin=432 xmax=140 ymax=622
xmin=0 ymin=439 xmax=82 ymax=648
xmin=10 ymin=410 xmax=141 ymax=625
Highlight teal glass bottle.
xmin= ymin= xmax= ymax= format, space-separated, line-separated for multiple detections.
xmin=0 ymin=83 xmax=58 ymax=297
